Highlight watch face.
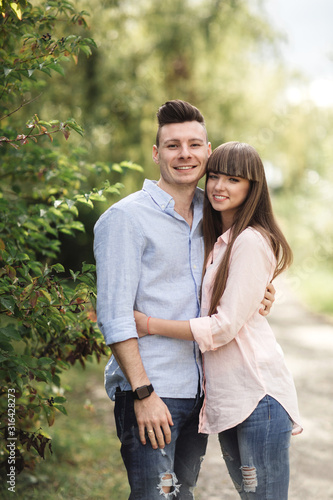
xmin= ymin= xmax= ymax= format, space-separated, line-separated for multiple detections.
xmin=137 ymin=386 xmax=150 ymax=399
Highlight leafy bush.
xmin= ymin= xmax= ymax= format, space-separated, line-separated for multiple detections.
xmin=0 ymin=0 xmax=142 ymax=478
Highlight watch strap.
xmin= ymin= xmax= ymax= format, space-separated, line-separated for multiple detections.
xmin=132 ymin=384 xmax=154 ymax=400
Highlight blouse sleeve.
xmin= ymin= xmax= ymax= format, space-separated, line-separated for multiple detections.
xmin=190 ymin=228 xmax=276 ymax=353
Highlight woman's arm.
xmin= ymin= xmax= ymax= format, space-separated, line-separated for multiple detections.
xmin=134 ymin=311 xmax=194 ymax=340
xmin=190 ymin=228 xmax=276 ymax=352
xmin=135 ymin=231 xmax=276 ymax=344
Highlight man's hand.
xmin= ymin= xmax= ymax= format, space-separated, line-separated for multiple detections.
xmin=111 ymin=338 xmax=172 ymax=448
xmin=134 ymin=392 xmax=174 ymax=449
xmin=259 ymin=282 xmax=276 ymax=316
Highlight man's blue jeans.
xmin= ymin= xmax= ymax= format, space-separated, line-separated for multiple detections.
xmin=218 ymin=395 xmax=293 ymax=500
xmin=114 ymin=389 xmax=208 ymax=499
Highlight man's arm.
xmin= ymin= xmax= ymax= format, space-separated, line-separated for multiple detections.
xmin=94 ymin=208 xmax=173 ymax=449
xmin=133 ymin=283 xmax=276 ymax=339
xmin=110 ymin=338 xmax=173 ymax=449
xmin=259 ymin=282 xmax=275 ymax=316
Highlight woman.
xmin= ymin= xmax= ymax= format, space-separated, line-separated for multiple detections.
xmin=135 ymin=141 xmax=302 ymax=499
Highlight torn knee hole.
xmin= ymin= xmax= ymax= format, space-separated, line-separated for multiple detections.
xmin=158 ymin=472 xmax=181 ymax=498
xmin=161 ymin=473 xmax=173 ymax=492
xmin=241 ymin=465 xmax=258 ymax=493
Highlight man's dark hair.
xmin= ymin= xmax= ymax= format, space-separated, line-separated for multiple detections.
xmin=156 ymin=100 xmax=206 ymax=147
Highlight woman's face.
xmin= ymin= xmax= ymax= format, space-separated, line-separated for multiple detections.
xmin=206 ymin=172 xmax=250 ymax=223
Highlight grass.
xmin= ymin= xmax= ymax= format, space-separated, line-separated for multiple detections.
xmin=1 ymin=359 xmax=130 ymax=500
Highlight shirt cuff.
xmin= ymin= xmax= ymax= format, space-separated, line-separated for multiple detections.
xmin=190 ymin=317 xmax=215 ymax=353
xmin=99 ymin=316 xmax=138 ymax=346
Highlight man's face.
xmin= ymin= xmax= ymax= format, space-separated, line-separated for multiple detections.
xmin=153 ymin=121 xmax=211 ymax=191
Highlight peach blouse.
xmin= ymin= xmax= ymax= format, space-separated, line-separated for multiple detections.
xmin=190 ymin=227 xmax=302 ymax=435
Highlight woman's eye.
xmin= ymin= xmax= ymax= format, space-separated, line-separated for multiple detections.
xmin=229 ymin=177 xmax=239 ymax=182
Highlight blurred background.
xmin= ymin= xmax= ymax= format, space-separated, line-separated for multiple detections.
xmin=14 ymin=0 xmax=332 ymax=316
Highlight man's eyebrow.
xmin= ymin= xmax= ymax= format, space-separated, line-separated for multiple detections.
xmin=163 ymin=137 xmax=205 ymax=144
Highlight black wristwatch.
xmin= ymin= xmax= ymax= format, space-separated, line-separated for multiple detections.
xmin=132 ymin=384 xmax=154 ymax=400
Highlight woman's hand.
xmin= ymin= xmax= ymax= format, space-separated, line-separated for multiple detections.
xmin=259 ymin=282 xmax=276 ymax=316
xmin=134 ymin=311 xmax=149 ymax=337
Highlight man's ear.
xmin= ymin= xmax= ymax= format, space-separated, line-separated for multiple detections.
xmin=152 ymin=145 xmax=159 ymax=164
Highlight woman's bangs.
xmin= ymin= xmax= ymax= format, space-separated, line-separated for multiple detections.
xmin=206 ymin=142 xmax=263 ymax=181
xmin=207 ymin=157 xmax=259 ymax=181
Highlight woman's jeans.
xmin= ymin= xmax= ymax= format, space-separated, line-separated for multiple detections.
xmin=218 ymin=395 xmax=293 ymax=500
xmin=114 ymin=389 xmax=208 ymax=499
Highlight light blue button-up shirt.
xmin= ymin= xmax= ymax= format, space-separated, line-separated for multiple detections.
xmin=93 ymin=179 xmax=204 ymax=400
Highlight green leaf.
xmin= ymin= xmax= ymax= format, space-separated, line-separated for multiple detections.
xmin=52 ymin=263 xmax=65 ymax=273
xmin=69 ymin=221 xmax=85 ymax=232
xmin=0 ymin=326 xmax=22 ymax=341
xmin=39 ymin=66 xmax=52 ymax=77
xmin=0 ymin=340 xmax=14 ymax=352
xmin=58 ymin=227 xmax=74 ymax=235
xmin=53 ymin=396 xmax=66 ymax=404
xmin=105 ymin=185 xmax=122 ymax=194
xmin=79 ymin=45 xmax=92 ymax=57
xmin=27 ymin=262 xmax=43 ymax=276
xmin=82 ymin=263 xmax=95 ymax=273
xmin=21 ymin=356 xmax=38 ymax=369
xmin=65 ymin=119 xmax=84 ymax=136
xmin=0 ymin=297 xmax=16 ymax=313
xmin=54 ymin=404 xmax=68 ymax=416
xmin=35 ymin=370 xmax=52 ymax=382
xmin=111 ymin=163 xmax=123 ymax=173
xmin=38 ymin=357 xmax=54 ymax=366
xmin=120 ymin=161 xmax=143 ymax=172
xmin=70 ymin=270 xmax=80 ymax=282
xmin=74 ymin=196 xmax=93 ymax=208
xmin=48 ymin=63 xmax=65 ymax=76
xmin=16 ymin=252 xmax=30 ymax=261
xmin=89 ymin=192 xmax=107 ymax=202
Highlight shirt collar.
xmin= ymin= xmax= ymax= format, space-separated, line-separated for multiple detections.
xmin=217 ymin=227 xmax=233 ymax=245
xmin=143 ymin=179 xmax=174 ymax=211
xmin=142 ymin=179 xmax=204 ymax=212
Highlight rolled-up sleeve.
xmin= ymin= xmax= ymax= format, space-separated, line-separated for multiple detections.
xmin=190 ymin=229 xmax=275 ymax=353
xmin=93 ymin=206 xmax=144 ymax=346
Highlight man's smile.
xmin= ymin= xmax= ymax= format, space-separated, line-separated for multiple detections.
xmin=174 ymin=165 xmax=196 ymax=170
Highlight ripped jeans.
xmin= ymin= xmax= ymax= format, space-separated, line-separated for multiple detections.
xmin=218 ymin=395 xmax=293 ymax=500
xmin=114 ymin=389 xmax=208 ymax=499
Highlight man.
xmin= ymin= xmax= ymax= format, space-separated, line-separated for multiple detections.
xmin=94 ymin=100 xmax=274 ymax=499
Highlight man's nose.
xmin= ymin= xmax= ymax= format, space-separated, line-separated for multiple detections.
xmin=179 ymin=144 xmax=192 ymax=157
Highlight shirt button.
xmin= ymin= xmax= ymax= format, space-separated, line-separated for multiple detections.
xmin=161 ymin=205 xmax=165 ymax=209
xmin=193 ymin=265 xmax=197 ymax=269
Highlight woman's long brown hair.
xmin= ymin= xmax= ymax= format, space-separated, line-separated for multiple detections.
xmin=203 ymin=142 xmax=293 ymax=316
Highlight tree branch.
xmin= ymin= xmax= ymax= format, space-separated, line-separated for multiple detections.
xmin=0 ymin=94 xmax=42 ymax=122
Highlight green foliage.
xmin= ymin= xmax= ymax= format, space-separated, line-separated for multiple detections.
xmin=0 ymin=0 xmax=142 ymax=477
xmin=0 ymin=0 xmax=96 ymax=109
xmin=0 ymin=362 xmax=129 ymax=499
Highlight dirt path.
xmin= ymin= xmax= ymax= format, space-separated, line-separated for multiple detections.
xmin=196 ymin=280 xmax=333 ymax=499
